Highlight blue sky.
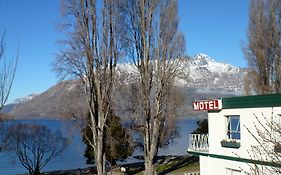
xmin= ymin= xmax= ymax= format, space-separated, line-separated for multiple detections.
xmin=0 ymin=0 xmax=249 ymax=103
xmin=179 ymin=0 xmax=249 ymax=66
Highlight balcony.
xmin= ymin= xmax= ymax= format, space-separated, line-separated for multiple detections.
xmin=188 ymin=134 xmax=209 ymax=153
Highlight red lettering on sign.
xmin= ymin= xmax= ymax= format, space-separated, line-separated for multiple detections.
xmin=193 ymin=99 xmax=222 ymax=111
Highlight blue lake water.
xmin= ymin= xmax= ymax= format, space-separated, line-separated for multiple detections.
xmin=0 ymin=118 xmax=197 ymax=175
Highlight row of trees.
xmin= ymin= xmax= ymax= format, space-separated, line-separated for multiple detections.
xmin=54 ymin=0 xmax=185 ymax=175
xmin=52 ymin=0 xmax=281 ymax=174
xmin=0 ymin=1 xmax=184 ymax=174
xmin=3 ymin=0 xmax=281 ymax=175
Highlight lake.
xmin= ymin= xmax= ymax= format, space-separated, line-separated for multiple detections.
xmin=0 ymin=118 xmax=197 ymax=175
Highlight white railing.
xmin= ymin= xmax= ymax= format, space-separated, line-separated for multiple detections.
xmin=188 ymin=134 xmax=209 ymax=153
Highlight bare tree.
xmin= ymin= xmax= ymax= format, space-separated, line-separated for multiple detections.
xmin=244 ymin=0 xmax=281 ymax=94
xmin=53 ymin=0 xmax=122 ymax=174
xmin=8 ymin=123 xmax=68 ymax=175
xmin=0 ymin=32 xmax=18 ymax=110
xmin=243 ymin=113 xmax=281 ymax=175
xmin=119 ymin=0 xmax=185 ymax=174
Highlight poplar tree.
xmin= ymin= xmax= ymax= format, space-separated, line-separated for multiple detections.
xmin=120 ymin=0 xmax=185 ymax=174
xmin=54 ymin=0 xmax=122 ymax=174
xmin=244 ymin=0 xmax=281 ymax=94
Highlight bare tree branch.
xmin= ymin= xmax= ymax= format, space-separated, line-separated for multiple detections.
xmin=9 ymin=123 xmax=68 ymax=175
xmin=244 ymin=112 xmax=281 ymax=174
xmin=0 ymin=32 xmax=18 ymax=111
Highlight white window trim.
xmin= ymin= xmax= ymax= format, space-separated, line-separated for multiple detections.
xmin=225 ymin=115 xmax=240 ymax=141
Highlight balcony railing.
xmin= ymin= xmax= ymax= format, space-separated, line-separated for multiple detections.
xmin=188 ymin=134 xmax=209 ymax=153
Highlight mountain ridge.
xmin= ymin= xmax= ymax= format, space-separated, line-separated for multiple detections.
xmin=4 ymin=54 xmax=246 ymax=119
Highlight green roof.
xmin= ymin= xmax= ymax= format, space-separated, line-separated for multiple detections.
xmin=222 ymin=93 xmax=281 ymax=109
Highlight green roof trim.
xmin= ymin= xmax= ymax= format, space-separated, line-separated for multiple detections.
xmin=222 ymin=93 xmax=281 ymax=109
xmin=187 ymin=151 xmax=281 ymax=168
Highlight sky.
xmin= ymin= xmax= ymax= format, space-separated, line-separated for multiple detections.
xmin=0 ymin=0 xmax=249 ymax=103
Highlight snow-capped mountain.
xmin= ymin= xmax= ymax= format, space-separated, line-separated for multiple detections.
xmin=117 ymin=53 xmax=245 ymax=93
xmin=1 ymin=93 xmax=39 ymax=114
xmin=12 ymin=93 xmax=39 ymax=104
xmin=4 ymin=54 xmax=246 ymax=119
xmin=190 ymin=54 xmax=240 ymax=76
xmin=187 ymin=54 xmax=245 ymax=93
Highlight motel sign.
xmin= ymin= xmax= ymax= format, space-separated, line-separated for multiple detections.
xmin=193 ymin=99 xmax=222 ymax=111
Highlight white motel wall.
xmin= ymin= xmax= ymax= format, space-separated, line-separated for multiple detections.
xmin=188 ymin=94 xmax=281 ymax=175
xmin=205 ymin=107 xmax=281 ymax=174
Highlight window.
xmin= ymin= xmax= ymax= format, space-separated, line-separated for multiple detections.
xmin=226 ymin=168 xmax=241 ymax=175
xmin=226 ymin=115 xmax=240 ymax=140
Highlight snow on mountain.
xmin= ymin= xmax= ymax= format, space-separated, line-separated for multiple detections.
xmin=117 ymin=63 xmax=138 ymax=74
xmin=12 ymin=54 xmax=243 ymax=102
xmin=187 ymin=54 xmax=245 ymax=93
xmin=189 ymin=54 xmax=240 ymax=79
xmin=116 ymin=54 xmax=245 ymax=93
xmin=12 ymin=93 xmax=39 ymax=104
xmin=4 ymin=53 xmax=246 ymax=119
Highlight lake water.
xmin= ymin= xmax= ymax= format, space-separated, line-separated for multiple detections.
xmin=0 ymin=118 xmax=197 ymax=175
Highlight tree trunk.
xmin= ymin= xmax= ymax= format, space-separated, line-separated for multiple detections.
xmin=144 ymin=123 xmax=161 ymax=175
xmin=95 ymin=131 xmax=106 ymax=175
xmin=144 ymin=156 xmax=156 ymax=175
xmin=34 ymin=168 xmax=40 ymax=175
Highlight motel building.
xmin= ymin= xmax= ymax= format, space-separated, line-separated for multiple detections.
xmin=188 ymin=93 xmax=281 ymax=175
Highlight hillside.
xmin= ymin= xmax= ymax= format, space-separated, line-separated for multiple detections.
xmin=7 ymin=81 xmax=86 ymax=119
xmin=4 ymin=54 xmax=246 ymax=119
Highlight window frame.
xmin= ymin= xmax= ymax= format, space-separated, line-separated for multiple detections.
xmin=226 ymin=115 xmax=240 ymax=141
